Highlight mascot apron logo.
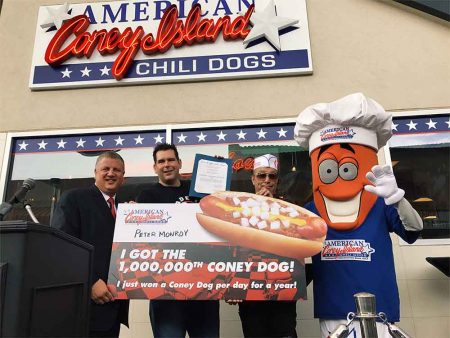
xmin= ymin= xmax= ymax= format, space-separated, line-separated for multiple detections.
xmin=321 ymin=239 xmax=375 ymax=261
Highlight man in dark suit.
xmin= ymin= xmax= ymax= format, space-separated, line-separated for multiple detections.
xmin=52 ymin=151 xmax=129 ymax=338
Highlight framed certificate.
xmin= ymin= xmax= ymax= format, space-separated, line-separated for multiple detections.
xmin=189 ymin=154 xmax=233 ymax=198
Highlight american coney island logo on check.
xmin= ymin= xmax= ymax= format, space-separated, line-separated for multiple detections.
xmin=320 ymin=127 xmax=356 ymax=143
xmin=321 ymin=239 xmax=375 ymax=261
xmin=30 ymin=0 xmax=313 ymax=89
xmin=124 ymin=209 xmax=172 ymax=225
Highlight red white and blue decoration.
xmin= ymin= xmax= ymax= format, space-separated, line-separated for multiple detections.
xmin=8 ymin=115 xmax=449 ymax=181
xmin=389 ymin=115 xmax=450 ymax=147
xmin=14 ymin=131 xmax=165 ymax=153
xmin=12 ymin=115 xmax=450 ymax=154
xmin=29 ymin=0 xmax=313 ymax=90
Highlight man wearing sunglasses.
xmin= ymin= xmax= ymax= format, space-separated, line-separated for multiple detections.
xmin=251 ymin=155 xmax=279 ymax=198
xmin=237 ymin=154 xmax=298 ymax=338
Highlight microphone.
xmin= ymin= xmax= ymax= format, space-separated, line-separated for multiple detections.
xmin=24 ymin=204 xmax=40 ymax=224
xmin=8 ymin=178 xmax=36 ymax=204
xmin=0 ymin=178 xmax=36 ymax=221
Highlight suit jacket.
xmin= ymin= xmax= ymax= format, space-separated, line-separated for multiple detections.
xmin=51 ymin=185 xmax=129 ymax=332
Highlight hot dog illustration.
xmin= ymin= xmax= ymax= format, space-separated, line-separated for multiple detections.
xmin=196 ymin=192 xmax=327 ymax=260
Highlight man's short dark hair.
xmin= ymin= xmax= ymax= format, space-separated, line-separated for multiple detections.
xmin=153 ymin=143 xmax=180 ymax=162
xmin=96 ymin=151 xmax=125 ymax=167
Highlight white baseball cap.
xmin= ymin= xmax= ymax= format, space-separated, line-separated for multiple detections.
xmin=294 ymin=93 xmax=393 ymax=153
xmin=253 ymin=154 xmax=278 ymax=171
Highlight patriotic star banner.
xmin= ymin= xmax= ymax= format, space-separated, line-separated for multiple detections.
xmin=10 ymin=130 xmax=166 ymax=180
xmin=29 ymin=0 xmax=313 ymax=90
xmin=108 ymin=203 xmax=308 ymax=300
xmin=9 ymin=115 xmax=450 ymax=180
xmin=389 ymin=115 xmax=450 ymax=147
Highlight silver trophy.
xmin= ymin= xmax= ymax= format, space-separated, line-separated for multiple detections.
xmin=328 ymin=294 xmax=413 ymax=338
xmin=354 ymin=292 xmax=378 ymax=338
xmin=327 ymin=313 xmax=355 ymax=338
xmin=377 ymin=314 xmax=412 ymax=338
xmin=328 ymin=324 xmax=350 ymax=338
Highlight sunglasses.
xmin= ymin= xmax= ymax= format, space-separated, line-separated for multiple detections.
xmin=255 ymin=173 xmax=278 ymax=180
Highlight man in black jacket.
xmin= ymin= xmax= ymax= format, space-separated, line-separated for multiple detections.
xmin=137 ymin=143 xmax=220 ymax=338
xmin=52 ymin=151 xmax=129 ymax=338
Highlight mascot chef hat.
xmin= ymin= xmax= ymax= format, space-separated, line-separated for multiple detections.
xmin=294 ymin=93 xmax=393 ymax=153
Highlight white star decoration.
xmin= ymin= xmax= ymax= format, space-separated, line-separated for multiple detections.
xmin=277 ymin=128 xmax=287 ymax=138
xmin=243 ymin=0 xmax=298 ymax=51
xmin=134 ymin=135 xmax=144 ymax=145
xmin=18 ymin=141 xmax=28 ymax=150
xmin=76 ymin=138 xmax=86 ymax=148
xmin=237 ymin=130 xmax=247 ymax=140
xmin=100 ymin=66 xmax=111 ymax=76
xmin=256 ymin=128 xmax=267 ymax=139
xmin=18 ymin=118 xmax=449 ymax=154
xmin=197 ymin=132 xmax=207 ymax=142
xmin=81 ymin=66 xmax=92 ymax=77
xmin=37 ymin=140 xmax=48 ymax=150
xmin=61 ymin=68 xmax=72 ymax=78
xmin=57 ymin=139 xmax=67 ymax=149
xmin=425 ymin=119 xmax=437 ymax=129
xmin=114 ymin=136 xmax=125 ymax=146
xmin=154 ymin=134 xmax=164 ymax=144
xmin=40 ymin=2 xmax=72 ymax=30
xmin=95 ymin=137 xmax=105 ymax=147
xmin=177 ymin=134 xmax=187 ymax=143
xmin=217 ymin=131 xmax=227 ymax=141
xmin=406 ymin=120 xmax=417 ymax=130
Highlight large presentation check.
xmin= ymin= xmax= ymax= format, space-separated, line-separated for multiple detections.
xmin=108 ymin=200 xmax=324 ymax=301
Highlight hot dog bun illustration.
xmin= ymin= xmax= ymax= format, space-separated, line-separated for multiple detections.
xmin=197 ymin=192 xmax=327 ymax=260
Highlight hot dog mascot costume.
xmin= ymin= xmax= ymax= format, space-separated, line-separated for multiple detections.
xmin=294 ymin=93 xmax=423 ymax=337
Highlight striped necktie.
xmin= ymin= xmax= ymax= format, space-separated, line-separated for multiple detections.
xmin=107 ymin=197 xmax=116 ymax=219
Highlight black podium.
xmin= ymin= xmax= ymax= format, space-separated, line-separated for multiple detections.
xmin=0 ymin=221 xmax=93 ymax=337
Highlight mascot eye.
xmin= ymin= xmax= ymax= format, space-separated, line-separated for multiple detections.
xmin=339 ymin=163 xmax=358 ymax=181
xmin=318 ymin=159 xmax=338 ymax=184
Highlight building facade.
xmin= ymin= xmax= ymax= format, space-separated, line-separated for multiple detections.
xmin=0 ymin=0 xmax=449 ymax=337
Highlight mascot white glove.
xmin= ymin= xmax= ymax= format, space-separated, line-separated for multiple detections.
xmin=364 ymin=165 xmax=405 ymax=205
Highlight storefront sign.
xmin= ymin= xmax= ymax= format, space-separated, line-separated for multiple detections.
xmin=30 ymin=0 xmax=312 ymax=90
xmin=232 ymin=157 xmax=254 ymax=171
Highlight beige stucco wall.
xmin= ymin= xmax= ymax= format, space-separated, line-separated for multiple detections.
xmin=0 ymin=0 xmax=449 ymax=133
xmin=0 ymin=0 xmax=449 ymax=337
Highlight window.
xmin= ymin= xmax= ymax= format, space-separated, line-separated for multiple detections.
xmin=3 ymin=111 xmax=448 ymax=246
xmin=2 ymin=129 xmax=165 ymax=224
xmin=389 ymin=113 xmax=450 ymax=245
xmin=1 ymin=120 xmax=313 ymax=225
xmin=170 ymin=123 xmax=312 ymax=205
